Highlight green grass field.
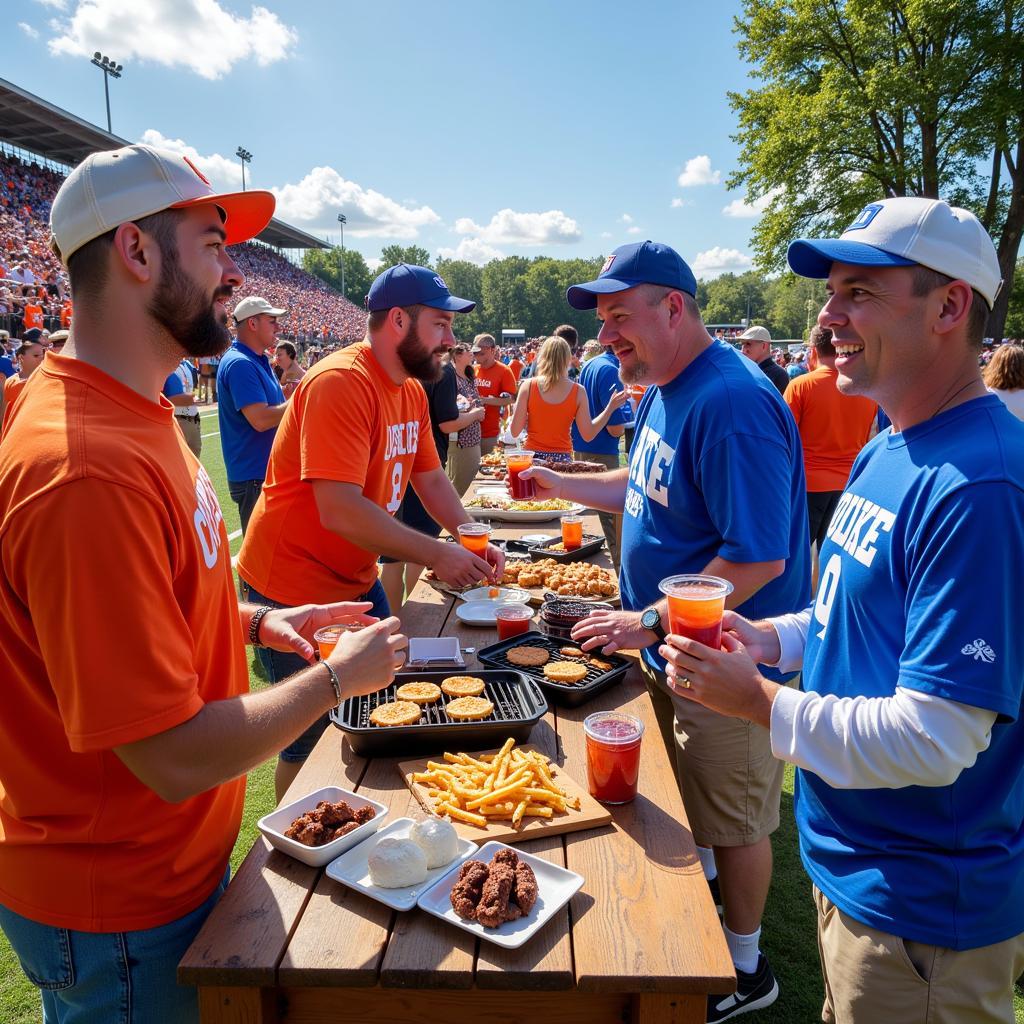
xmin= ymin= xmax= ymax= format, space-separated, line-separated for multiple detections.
xmin=2 ymin=408 xmax=1021 ymax=1023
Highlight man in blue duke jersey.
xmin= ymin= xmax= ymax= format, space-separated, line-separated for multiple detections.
xmin=523 ymin=240 xmax=810 ymax=1022
xmin=660 ymin=198 xmax=1024 ymax=1023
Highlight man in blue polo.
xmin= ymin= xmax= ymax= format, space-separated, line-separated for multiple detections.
xmin=524 ymin=240 xmax=810 ymax=1021
xmin=217 ymin=296 xmax=289 ymax=533
xmin=570 ymin=346 xmax=630 ymax=567
xmin=657 ymin=198 xmax=1024 ymax=1023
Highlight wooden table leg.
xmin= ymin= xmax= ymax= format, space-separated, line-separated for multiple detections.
xmin=631 ymin=993 xmax=707 ymax=1024
xmin=198 ymin=986 xmax=278 ymax=1023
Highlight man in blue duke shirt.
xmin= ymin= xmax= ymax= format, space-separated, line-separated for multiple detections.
xmin=524 ymin=240 xmax=810 ymax=1022
xmin=661 ymin=198 xmax=1024 ymax=1023
xmin=217 ymin=296 xmax=289 ymax=533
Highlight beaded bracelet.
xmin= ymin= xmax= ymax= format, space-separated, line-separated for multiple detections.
xmin=322 ymin=661 xmax=343 ymax=707
xmin=248 ymin=605 xmax=273 ymax=647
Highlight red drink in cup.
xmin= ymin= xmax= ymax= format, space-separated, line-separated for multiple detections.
xmin=313 ymin=623 xmax=364 ymax=660
xmin=584 ymin=712 xmax=644 ymax=804
xmin=561 ymin=514 xmax=584 ymax=551
xmin=457 ymin=522 xmax=491 ymax=556
xmin=505 ymin=450 xmax=536 ymax=500
xmin=495 ymin=603 xmax=533 ymax=640
xmin=658 ymin=574 xmax=734 ymax=648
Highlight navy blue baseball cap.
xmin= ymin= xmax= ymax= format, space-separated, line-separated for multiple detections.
xmin=365 ymin=263 xmax=476 ymax=313
xmin=566 ymin=240 xmax=697 ymax=310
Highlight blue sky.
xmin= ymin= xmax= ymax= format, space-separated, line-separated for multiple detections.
xmin=6 ymin=0 xmax=767 ymax=276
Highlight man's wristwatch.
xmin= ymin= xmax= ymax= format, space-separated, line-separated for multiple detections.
xmin=640 ymin=606 xmax=667 ymax=641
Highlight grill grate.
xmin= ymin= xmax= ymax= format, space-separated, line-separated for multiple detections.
xmin=477 ymin=632 xmax=628 ymax=691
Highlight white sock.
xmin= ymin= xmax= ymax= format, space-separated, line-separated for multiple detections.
xmin=696 ymin=844 xmax=718 ymax=881
xmin=723 ymin=924 xmax=761 ymax=975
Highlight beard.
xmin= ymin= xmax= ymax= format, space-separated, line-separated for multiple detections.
xmin=148 ymin=242 xmax=232 ymax=359
xmin=619 ymin=360 xmax=650 ymax=385
xmin=397 ymin=317 xmax=446 ymax=382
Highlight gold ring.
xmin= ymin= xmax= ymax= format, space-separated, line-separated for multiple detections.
xmin=680 ymin=676 xmax=691 ymax=689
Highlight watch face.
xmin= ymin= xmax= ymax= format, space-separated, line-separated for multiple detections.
xmin=642 ymin=609 xmax=659 ymax=629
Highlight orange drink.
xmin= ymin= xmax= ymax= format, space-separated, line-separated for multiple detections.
xmin=457 ymin=522 xmax=491 ymax=555
xmin=313 ymin=623 xmax=364 ymax=660
xmin=584 ymin=712 xmax=644 ymax=804
xmin=561 ymin=514 xmax=584 ymax=551
xmin=495 ymin=603 xmax=534 ymax=640
xmin=505 ymin=449 xmax=536 ymax=500
xmin=658 ymin=575 xmax=734 ymax=649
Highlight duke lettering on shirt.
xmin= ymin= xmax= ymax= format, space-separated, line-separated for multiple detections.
xmin=627 ymin=424 xmax=675 ymax=512
xmin=825 ymin=491 xmax=896 ymax=567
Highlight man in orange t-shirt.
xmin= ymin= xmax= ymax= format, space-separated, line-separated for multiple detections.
xmin=784 ymin=324 xmax=877 ymax=550
xmin=238 ymin=263 xmax=503 ymax=798
xmin=472 ymin=333 xmax=516 ymax=453
xmin=0 ymin=144 xmax=406 ymax=1024
xmin=21 ymin=298 xmax=43 ymax=333
xmin=508 ymin=352 xmax=524 ymax=382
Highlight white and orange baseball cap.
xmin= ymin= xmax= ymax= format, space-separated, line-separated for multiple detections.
xmin=50 ymin=144 xmax=275 ymax=264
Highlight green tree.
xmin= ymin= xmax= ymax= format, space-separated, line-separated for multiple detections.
xmin=701 ymin=271 xmax=769 ymax=328
xmin=435 ymin=258 xmax=486 ymax=339
xmin=730 ymin=0 xmax=1024 ymax=341
xmin=482 ymin=256 xmax=531 ymax=336
xmin=1005 ymin=258 xmax=1024 ymax=337
xmin=377 ymin=245 xmax=434 ymax=272
xmin=301 ymin=246 xmax=372 ymax=306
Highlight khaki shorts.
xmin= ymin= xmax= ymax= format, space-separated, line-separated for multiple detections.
xmin=480 ymin=436 xmax=498 ymax=456
xmin=640 ymin=659 xmax=784 ymax=847
xmin=814 ymin=887 xmax=1024 ymax=1024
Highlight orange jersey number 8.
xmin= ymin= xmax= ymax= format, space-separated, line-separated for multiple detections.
xmin=385 ymin=463 xmax=403 ymax=514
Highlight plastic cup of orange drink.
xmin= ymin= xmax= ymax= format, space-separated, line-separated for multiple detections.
xmin=584 ymin=712 xmax=644 ymax=804
xmin=313 ymin=623 xmax=365 ymax=660
xmin=560 ymin=514 xmax=584 ymax=551
xmin=494 ymin=603 xmax=534 ymax=640
xmin=657 ymin=574 xmax=735 ymax=649
xmin=457 ymin=522 xmax=491 ymax=556
xmin=505 ymin=450 xmax=537 ymax=500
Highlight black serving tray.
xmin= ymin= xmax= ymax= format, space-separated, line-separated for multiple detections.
xmin=476 ymin=630 xmax=630 ymax=709
xmin=330 ymin=669 xmax=547 ymax=756
xmin=527 ymin=534 xmax=605 ymax=563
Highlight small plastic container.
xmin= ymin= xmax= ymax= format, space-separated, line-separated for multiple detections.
xmin=494 ymin=603 xmax=534 ymax=640
xmin=583 ymin=712 xmax=644 ymax=804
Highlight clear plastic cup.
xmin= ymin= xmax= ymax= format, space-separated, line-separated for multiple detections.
xmin=658 ymin=574 xmax=734 ymax=649
xmin=314 ymin=622 xmax=365 ymax=660
xmin=583 ymin=711 xmax=644 ymax=804
xmin=505 ymin=449 xmax=537 ymax=500
xmin=457 ymin=522 xmax=491 ymax=555
xmin=494 ymin=603 xmax=534 ymax=641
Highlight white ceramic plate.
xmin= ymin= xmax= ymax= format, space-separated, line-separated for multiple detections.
xmin=460 ymin=586 xmax=533 ymax=604
xmin=325 ymin=818 xmax=478 ymax=912
xmin=257 ymin=787 xmax=388 ymax=868
xmin=416 ymin=840 xmax=584 ymax=949
xmin=456 ymin=601 xmax=536 ymax=627
xmin=467 ymin=503 xmax=586 ymax=523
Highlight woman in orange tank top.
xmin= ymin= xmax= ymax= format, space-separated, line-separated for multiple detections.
xmin=509 ymin=336 xmax=627 ymax=461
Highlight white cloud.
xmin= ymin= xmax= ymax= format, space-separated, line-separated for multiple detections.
xmin=691 ymin=247 xmax=752 ymax=279
xmin=139 ymin=129 xmax=244 ymax=189
xmin=437 ymin=237 xmax=503 ymax=266
xmin=600 ymin=231 xmax=613 ymax=238
xmin=140 ymin=130 xmax=441 ymax=239
xmin=18 ymin=22 xmax=40 ymax=38
xmin=670 ymin=197 xmax=694 ymax=209
xmin=722 ymin=187 xmax=783 ymax=218
xmin=626 ymin=226 xmax=642 ymax=235
xmin=34 ymin=0 xmax=66 ymax=8
xmin=366 ymin=257 xmax=383 ymax=272
xmin=677 ymin=155 xmax=721 ymax=188
xmin=47 ymin=0 xmax=298 ymax=80
xmin=272 ymin=166 xmax=441 ymax=239
xmin=619 ymin=213 xmax=634 ymax=224
xmin=454 ymin=208 xmax=582 ymax=246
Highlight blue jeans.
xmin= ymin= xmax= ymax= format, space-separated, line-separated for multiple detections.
xmin=0 ymin=867 xmax=229 ymax=1024
xmin=244 ymin=578 xmax=391 ymax=762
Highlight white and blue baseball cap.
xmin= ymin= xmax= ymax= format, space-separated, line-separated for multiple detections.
xmin=366 ymin=263 xmax=475 ymax=313
xmin=787 ymin=197 xmax=1002 ymax=309
xmin=566 ymin=240 xmax=697 ymax=310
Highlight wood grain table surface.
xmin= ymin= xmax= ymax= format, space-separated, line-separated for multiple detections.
xmin=180 ymin=479 xmax=735 ymax=1024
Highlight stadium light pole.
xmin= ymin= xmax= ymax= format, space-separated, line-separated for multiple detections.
xmin=236 ymin=147 xmax=252 ymax=191
xmin=90 ymin=53 xmax=123 ymax=134
xmin=337 ymin=213 xmax=347 ymax=298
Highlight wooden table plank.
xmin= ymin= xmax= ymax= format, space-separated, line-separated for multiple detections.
xmin=560 ymin=666 xmax=735 ymax=995
xmin=179 ymin=724 xmax=368 ymax=988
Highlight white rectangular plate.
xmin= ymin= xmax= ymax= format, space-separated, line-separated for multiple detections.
xmin=325 ymin=817 xmax=477 ymax=912
xmin=257 ymin=786 xmax=388 ymax=868
xmin=416 ymin=840 xmax=584 ymax=949
xmin=407 ymin=636 xmax=465 ymax=667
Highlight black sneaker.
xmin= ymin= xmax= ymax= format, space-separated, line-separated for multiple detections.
xmin=707 ymin=875 xmax=723 ymax=914
xmin=706 ymin=953 xmax=779 ymax=1022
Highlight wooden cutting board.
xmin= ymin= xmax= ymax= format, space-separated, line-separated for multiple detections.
xmin=398 ymin=744 xmax=612 ymax=845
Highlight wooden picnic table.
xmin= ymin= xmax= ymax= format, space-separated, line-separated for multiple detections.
xmin=180 ymin=479 xmax=734 ymax=1023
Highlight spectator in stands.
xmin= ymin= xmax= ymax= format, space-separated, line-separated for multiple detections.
xmin=983 ymin=341 xmax=1024 ymax=421
xmin=445 ymin=343 xmax=486 ymax=497
xmin=47 ymin=329 xmax=68 ymax=355
xmin=1 ymin=332 xmax=46 ymax=423
xmin=217 ymin=297 xmax=289 ymax=533
xmin=274 ymin=340 xmax=306 ymax=398
xmin=0 ymin=331 xmax=13 ymax=378
xmin=164 ymin=356 xmax=203 ymax=457
xmin=509 ymin=335 xmax=627 ymax=462
xmin=472 ymin=333 xmax=517 ymax=453
xmin=738 ymin=325 xmax=790 ymax=395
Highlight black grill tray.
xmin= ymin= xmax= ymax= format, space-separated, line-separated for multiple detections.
xmin=330 ymin=669 xmax=547 ymax=756
xmin=527 ymin=534 xmax=605 ymax=563
xmin=476 ymin=631 xmax=629 ymax=709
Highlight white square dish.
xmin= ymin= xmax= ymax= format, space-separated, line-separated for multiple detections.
xmin=325 ymin=817 xmax=478 ymax=911
xmin=257 ymin=786 xmax=388 ymax=867
xmin=407 ymin=637 xmax=465 ymax=667
xmin=416 ymin=840 xmax=584 ymax=949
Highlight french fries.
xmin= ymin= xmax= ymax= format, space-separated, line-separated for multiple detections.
xmin=410 ymin=738 xmax=580 ymax=829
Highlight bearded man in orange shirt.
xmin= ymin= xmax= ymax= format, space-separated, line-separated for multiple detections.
xmin=0 ymin=145 xmax=407 ymax=1024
